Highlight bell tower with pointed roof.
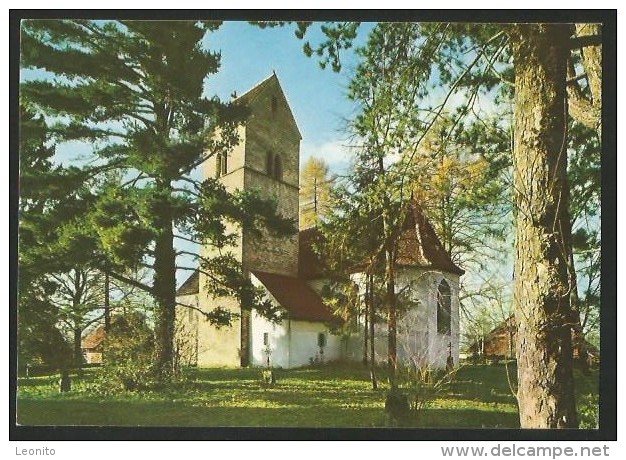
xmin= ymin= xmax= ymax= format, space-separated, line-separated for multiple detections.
xmin=198 ymin=74 xmax=302 ymax=367
xmin=204 ymin=73 xmax=302 ymax=277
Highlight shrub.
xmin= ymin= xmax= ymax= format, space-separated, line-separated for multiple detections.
xmin=405 ymin=366 xmax=453 ymax=411
xmin=578 ymin=393 xmax=599 ymax=429
xmin=260 ymin=368 xmax=276 ymax=387
xmin=94 ymin=313 xmax=155 ymax=393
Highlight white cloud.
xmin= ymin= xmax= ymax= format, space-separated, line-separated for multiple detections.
xmin=300 ymin=139 xmax=355 ymax=176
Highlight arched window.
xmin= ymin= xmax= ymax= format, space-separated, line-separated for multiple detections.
xmin=266 ymin=151 xmax=274 ymax=176
xmin=437 ymin=279 xmax=452 ymax=335
xmin=274 ymin=154 xmax=283 ymax=181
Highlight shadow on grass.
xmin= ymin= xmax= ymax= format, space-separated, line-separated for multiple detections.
xmin=17 ymin=399 xmax=521 ymax=428
xmin=16 ymin=364 xmax=597 ymax=428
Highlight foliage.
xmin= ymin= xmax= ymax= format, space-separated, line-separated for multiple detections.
xmin=20 ymin=20 xmax=294 ymax=379
xmin=18 ymin=105 xmax=87 ymax=368
xmin=577 ymin=393 xmax=599 ymax=429
xmin=95 ymin=312 xmax=156 ymax=393
xmin=299 ymin=156 xmax=333 ymax=228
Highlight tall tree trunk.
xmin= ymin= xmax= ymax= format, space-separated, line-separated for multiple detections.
xmin=72 ymin=269 xmax=83 ymax=367
xmin=153 ymin=182 xmax=177 ymax=381
xmin=73 ymin=327 xmax=83 ymax=367
xmin=386 ymin=247 xmax=397 ymax=376
xmin=363 ymin=272 xmax=369 ymax=365
xmin=511 ymin=24 xmax=577 ymax=428
xmin=369 ymin=271 xmax=378 ymax=390
xmin=104 ymin=269 xmax=111 ymax=332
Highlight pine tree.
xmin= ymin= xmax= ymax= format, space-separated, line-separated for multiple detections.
xmin=20 ymin=20 xmax=292 ymax=380
xmin=292 ymin=19 xmax=604 ymax=428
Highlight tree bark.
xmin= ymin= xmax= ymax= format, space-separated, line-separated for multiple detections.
xmin=152 ymin=182 xmax=177 ymax=380
xmin=386 ymin=247 xmax=397 ymax=376
xmin=73 ymin=327 xmax=83 ymax=367
xmin=511 ymin=23 xmax=577 ymax=428
xmin=566 ymin=24 xmax=602 ymax=134
xmin=369 ymin=271 xmax=378 ymax=390
xmin=363 ymin=272 xmax=369 ymax=365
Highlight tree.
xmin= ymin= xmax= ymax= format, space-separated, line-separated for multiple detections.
xmin=49 ymin=268 xmax=105 ymax=366
xmin=20 ymin=20 xmax=292 ymax=380
xmin=508 ymin=24 xmax=577 ymax=428
xmin=290 ymin=19 xmax=603 ymax=428
xmin=18 ymin=105 xmax=87 ymax=368
xmin=299 ymin=156 xmax=333 ymax=228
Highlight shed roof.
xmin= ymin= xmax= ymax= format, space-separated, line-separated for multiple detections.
xmin=81 ymin=325 xmax=106 ymax=350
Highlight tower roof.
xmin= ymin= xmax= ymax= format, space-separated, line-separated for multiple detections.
xmin=233 ymin=73 xmax=302 ymax=139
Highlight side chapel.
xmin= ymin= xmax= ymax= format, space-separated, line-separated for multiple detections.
xmin=176 ymin=73 xmax=464 ymax=369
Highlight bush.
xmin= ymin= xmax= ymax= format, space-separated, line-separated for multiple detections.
xmin=92 ymin=313 xmax=155 ymax=394
xmin=578 ymin=393 xmax=599 ymax=429
xmin=397 ymin=365 xmax=455 ymax=415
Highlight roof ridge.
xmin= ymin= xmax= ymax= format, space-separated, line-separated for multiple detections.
xmin=233 ymin=73 xmax=277 ymax=102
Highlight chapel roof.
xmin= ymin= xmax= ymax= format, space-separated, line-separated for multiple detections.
xmin=297 ymin=202 xmax=465 ymax=277
xmin=396 ymin=202 xmax=465 ymax=275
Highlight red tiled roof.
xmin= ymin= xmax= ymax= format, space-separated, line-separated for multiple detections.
xmin=298 ymin=203 xmax=464 ymax=277
xmin=252 ymin=270 xmax=338 ymax=323
xmin=176 ymin=270 xmax=199 ymax=296
xmin=81 ymin=325 xmax=106 ymax=350
xmin=298 ymin=227 xmax=326 ymax=279
xmin=396 ymin=202 xmax=465 ymax=275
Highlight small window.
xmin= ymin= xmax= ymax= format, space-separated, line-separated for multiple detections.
xmin=221 ymin=153 xmax=228 ymax=175
xmin=263 ymin=332 xmax=269 ymax=346
xmin=317 ymin=332 xmax=326 ymax=348
xmin=437 ymin=279 xmax=452 ymax=335
xmin=266 ymin=151 xmax=274 ymax=176
xmin=215 ymin=153 xmax=228 ymax=177
xmin=215 ymin=153 xmax=222 ymax=178
xmin=274 ymin=154 xmax=283 ymax=181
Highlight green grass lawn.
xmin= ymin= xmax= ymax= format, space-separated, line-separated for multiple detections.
xmin=16 ymin=363 xmax=598 ymax=428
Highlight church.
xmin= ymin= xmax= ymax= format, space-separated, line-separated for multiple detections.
xmin=176 ymin=73 xmax=464 ymax=369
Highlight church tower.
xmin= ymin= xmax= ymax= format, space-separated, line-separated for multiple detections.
xmin=204 ymin=73 xmax=301 ymax=276
xmin=195 ymin=73 xmax=302 ymax=367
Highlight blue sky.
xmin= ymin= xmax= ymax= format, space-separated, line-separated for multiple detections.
xmin=204 ymin=21 xmax=374 ymax=174
xmin=31 ymin=22 xmax=374 ymax=175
